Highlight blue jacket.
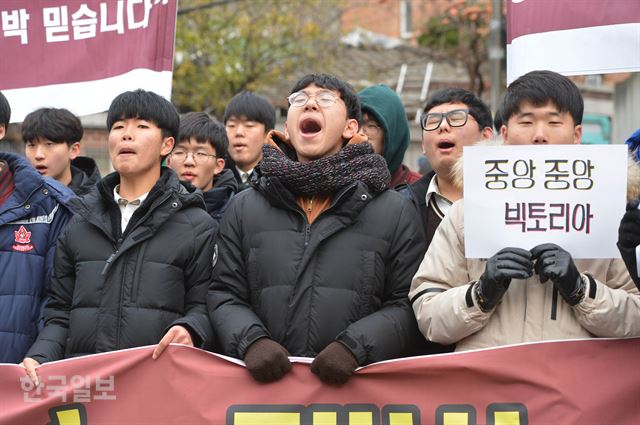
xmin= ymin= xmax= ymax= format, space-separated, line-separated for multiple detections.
xmin=0 ymin=152 xmax=74 ymax=363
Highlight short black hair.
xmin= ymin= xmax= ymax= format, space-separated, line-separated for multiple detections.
xmin=106 ymin=89 xmax=179 ymax=140
xmin=290 ymin=73 xmax=361 ymax=122
xmin=21 ymin=108 xmax=83 ymax=145
xmin=493 ymin=102 xmax=504 ymax=131
xmin=501 ymin=70 xmax=583 ymax=126
xmin=223 ymin=91 xmax=276 ymax=131
xmin=423 ymin=87 xmax=493 ymax=130
xmin=179 ymin=112 xmax=228 ymax=158
xmin=0 ymin=91 xmax=10 ymax=129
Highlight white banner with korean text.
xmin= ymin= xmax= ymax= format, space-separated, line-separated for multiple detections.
xmin=463 ymin=145 xmax=627 ymax=258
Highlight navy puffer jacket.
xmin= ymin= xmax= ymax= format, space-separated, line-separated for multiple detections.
xmin=0 ymin=153 xmax=74 ymax=363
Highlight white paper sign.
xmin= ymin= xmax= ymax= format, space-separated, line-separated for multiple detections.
xmin=463 ymin=145 xmax=627 ymax=259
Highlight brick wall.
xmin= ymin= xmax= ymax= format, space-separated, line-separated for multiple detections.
xmin=341 ymin=0 xmax=444 ymax=43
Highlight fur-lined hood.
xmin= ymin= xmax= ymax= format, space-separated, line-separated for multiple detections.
xmin=451 ymin=140 xmax=640 ymax=203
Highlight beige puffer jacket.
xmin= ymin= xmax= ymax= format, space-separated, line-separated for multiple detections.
xmin=409 ymin=154 xmax=640 ymax=352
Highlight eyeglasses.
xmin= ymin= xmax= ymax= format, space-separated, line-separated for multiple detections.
xmin=170 ymin=150 xmax=217 ymax=163
xmin=421 ymin=109 xmax=471 ymax=131
xmin=288 ymin=90 xmax=339 ymax=108
xmin=360 ymin=121 xmax=381 ymax=138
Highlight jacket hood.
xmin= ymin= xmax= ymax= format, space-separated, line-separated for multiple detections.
xmin=203 ymin=169 xmax=237 ymax=219
xmin=213 ymin=168 xmax=239 ymax=192
xmin=358 ymin=84 xmax=410 ymax=174
xmin=70 ymin=156 xmax=101 ymax=196
xmin=0 ymin=151 xmax=75 ymax=206
xmin=451 ymin=140 xmax=640 ymax=203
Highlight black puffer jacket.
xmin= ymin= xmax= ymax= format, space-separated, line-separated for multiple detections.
xmin=27 ymin=168 xmax=215 ymax=363
xmin=207 ymin=176 xmax=425 ymax=365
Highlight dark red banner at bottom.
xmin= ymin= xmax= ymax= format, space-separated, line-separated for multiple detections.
xmin=1 ymin=337 xmax=639 ymax=424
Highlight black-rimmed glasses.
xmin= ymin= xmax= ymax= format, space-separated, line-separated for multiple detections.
xmin=421 ymin=109 xmax=471 ymax=131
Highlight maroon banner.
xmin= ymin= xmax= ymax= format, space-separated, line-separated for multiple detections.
xmin=0 ymin=0 xmax=176 ymax=90
xmin=506 ymin=0 xmax=640 ymax=43
xmin=1 ymin=338 xmax=640 ymax=424
xmin=0 ymin=1 xmax=177 ymax=122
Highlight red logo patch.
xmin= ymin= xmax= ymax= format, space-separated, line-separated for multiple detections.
xmin=13 ymin=225 xmax=34 ymax=252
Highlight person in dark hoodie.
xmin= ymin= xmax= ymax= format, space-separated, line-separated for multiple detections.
xmin=208 ymin=74 xmax=425 ymax=386
xmin=358 ymin=84 xmax=421 ymax=188
xmin=0 ymin=92 xmax=75 ymax=364
xmin=22 ymin=108 xmax=100 ymax=196
xmin=168 ymin=112 xmax=237 ymax=224
xmin=21 ymin=89 xmax=215 ymax=386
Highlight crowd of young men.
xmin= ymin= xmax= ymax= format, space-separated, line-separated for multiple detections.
xmin=1 ymin=69 xmax=639 ymax=388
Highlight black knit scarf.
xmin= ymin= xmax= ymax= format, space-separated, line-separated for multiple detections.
xmin=260 ymin=142 xmax=390 ymax=197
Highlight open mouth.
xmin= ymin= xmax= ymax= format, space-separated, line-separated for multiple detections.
xmin=35 ymin=165 xmax=47 ymax=173
xmin=437 ymin=141 xmax=455 ymax=149
xmin=119 ymin=148 xmax=136 ymax=155
xmin=300 ymin=117 xmax=322 ymax=135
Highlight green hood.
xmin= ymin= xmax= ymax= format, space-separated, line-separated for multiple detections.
xmin=358 ymin=84 xmax=410 ymax=174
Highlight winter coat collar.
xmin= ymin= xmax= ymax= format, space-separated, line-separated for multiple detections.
xmin=71 ymin=167 xmax=205 ymax=240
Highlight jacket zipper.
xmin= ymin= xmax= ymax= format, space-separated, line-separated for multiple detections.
xmin=304 ymin=223 xmax=311 ymax=246
xmin=114 ymin=192 xmax=173 ymax=349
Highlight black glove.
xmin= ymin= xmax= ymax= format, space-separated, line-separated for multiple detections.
xmin=531 ymin=243 xmax=584 ymax=305
xmin=618 ymin=199 xmax=640 ymax=289
xmin=476 ymin=247 xmax=533 ymax=311
xmin=243 ymin=338 xmax=292 ymax=383
xmin=310 ymin=341 xmax=358 ymax=386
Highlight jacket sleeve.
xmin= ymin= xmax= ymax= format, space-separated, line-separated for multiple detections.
xmin=573 ymin=258 xmax=640 ymax=336
xmin=207 ymin=196 xmax=270 ymax=359
xmin=336 ymin=196 xmax=426 ymax=365
xmin=38 ymin=203 xmax=73 ymax=331
xmin=168 ymin=212 xmax=216 ymax=348
xmin=409 ymin=201 xmax=494 ymax=345
xmin=27 ymin=221 xmax=75 ymax=363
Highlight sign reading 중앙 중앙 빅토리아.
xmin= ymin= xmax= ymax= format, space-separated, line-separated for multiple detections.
xmin=463 ymin=144 xmax=627 ymax=259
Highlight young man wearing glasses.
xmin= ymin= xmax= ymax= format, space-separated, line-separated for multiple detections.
xmin=168 ymin=112 xmax=237 ymax=222
xmin=208 ymin=74 xmax=425 ymax=386
xmin=357 ymin=84 xmax=421 ymax=188
xmin=410 ymin=71 xmax=640 ymax=352
xmin=410 ymin=88 xmax=493 ymax=249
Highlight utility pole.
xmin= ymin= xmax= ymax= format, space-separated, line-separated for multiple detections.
xmin=488 ymin=0 xmax=504 ymax=113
